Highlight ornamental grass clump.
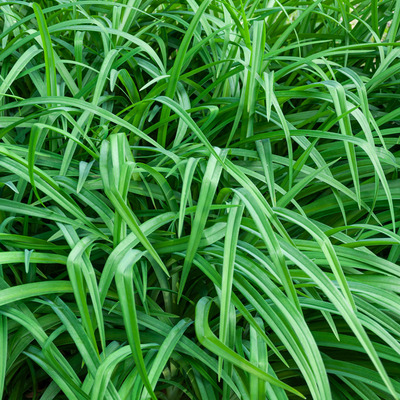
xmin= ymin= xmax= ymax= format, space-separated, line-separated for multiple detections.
xmin=0 ymin=1 xmax=400 ymax=399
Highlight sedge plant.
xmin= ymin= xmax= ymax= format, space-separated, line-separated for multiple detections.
xmin=0 ymin=0 xmax=400 ymax=399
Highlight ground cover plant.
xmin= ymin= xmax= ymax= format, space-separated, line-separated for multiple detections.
xmin=0 ymin=0 xmax=400 ymax=399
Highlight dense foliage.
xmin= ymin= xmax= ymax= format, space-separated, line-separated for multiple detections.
xmin=1 ymin=0 xmax=400 ymax=399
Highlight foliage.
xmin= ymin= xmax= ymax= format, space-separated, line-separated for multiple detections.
xmin=0 ymin=0 xmax=400 ymax=399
